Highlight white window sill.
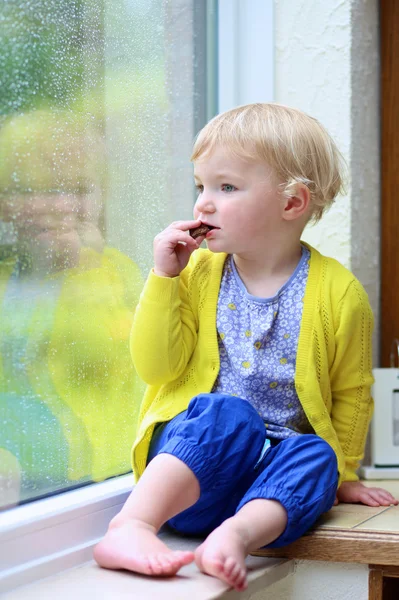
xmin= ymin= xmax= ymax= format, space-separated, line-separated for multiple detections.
xmin=3 ymin=535 xmax=292 ymax=600
xmin=0 ymin=474 xmax=134 ymax=594
xmin=0 ymin=473 xmax=293 ymax=598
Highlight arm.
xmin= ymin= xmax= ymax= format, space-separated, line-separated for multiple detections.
xmin=330 ymin=279 xmax=397 ymax=505
xmin=130 ymin=268 xmax=198 ymax=385
xmin=330 ymin=279 xmax=374 ymax=483
xmin=130 ymin=219 xmax=206 ymax=385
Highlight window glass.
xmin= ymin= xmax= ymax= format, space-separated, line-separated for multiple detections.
xmin=0 ymin=0 xmax=213 ymax=509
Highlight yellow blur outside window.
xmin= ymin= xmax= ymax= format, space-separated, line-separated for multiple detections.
xmin=0 ymin=0 xmax=213 ymax=509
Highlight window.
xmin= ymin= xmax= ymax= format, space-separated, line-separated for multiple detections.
xmin=0 ymin=1 xmax=274 ymax=592
xmin=0 ymin=0 xmax=217 ymax=511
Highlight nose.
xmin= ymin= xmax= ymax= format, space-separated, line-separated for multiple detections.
xmin=194 ymin=189 xmax=216 ymax=218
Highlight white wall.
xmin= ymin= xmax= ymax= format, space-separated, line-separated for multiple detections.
xmin=274 ymin=0 xmax=380 ymax=364
xmin=275 ymin=0 xmax=353 ymax=268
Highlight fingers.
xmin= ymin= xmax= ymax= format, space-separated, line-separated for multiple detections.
xmin=154 ymin=227 xmax=199 ymax=250
xmin=358 ymin=490 xmax=381 ymax=507
xmin=360 ymin=487 xmax=398 ymax=507
xmin=192 ymin=233 xmax=207 ymax=245
xmin=336 ymin=482 xmax=398 ymax=507
xmin=169 ymin=219 xmax=202 ymax=231
xmin=155 ymin=220 xmax=203 ymax=252
xmin=153 ymin=221 xmax=202 ymax=277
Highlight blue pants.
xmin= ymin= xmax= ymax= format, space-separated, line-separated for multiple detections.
xmin=147 ymin=393 xmax=338 ymax=548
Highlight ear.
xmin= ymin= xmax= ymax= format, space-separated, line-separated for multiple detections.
xmin=281 ymin=182 xmax=311 ymax=221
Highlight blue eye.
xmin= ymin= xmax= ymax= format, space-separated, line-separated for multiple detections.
xmin=222 ymin=184 xmax=236 ymax=193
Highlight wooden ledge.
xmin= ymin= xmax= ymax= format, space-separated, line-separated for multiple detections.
xmin=252 ymin=526 xmax=399 ymax=566
xmin=253 ymin=480 xmax=399 ymax=567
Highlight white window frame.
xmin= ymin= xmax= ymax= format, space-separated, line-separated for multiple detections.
xmin=0 ymin=1 xmax=274 ymax=593
xmin=0 ymin=475 xmax=134 ymax=593
xmin=217 ymin=0 xmax=274 ymax=113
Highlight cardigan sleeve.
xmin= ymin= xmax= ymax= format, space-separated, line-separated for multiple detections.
xmin=130 ymin=265 xmax=198 ymax=386
xmin=329 ymin=279 xmax=374 ymax=482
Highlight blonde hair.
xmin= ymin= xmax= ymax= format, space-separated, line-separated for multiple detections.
xmin=191 ymin=103 xmax=346 ymax=222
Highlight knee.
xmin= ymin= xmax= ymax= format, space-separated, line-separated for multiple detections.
xmin=304 ymin=435 xmax=338 ymax=476
xmin=283 ymin=434 xmax=337 ymax=473
xmin=309 ymin=435 xmax=336 ymax=460
xmin=189 ymin=392 xmax=245 ymax=411
xmin=188 ymin=392 xmax=262 ymax=425
xmin=186 ymin=393 xmax=266 ymax=456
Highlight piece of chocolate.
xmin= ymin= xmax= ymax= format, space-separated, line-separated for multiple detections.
xmin=190 ymin=224 xmax=211 ymax=239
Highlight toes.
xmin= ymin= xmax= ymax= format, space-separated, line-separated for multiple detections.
xmin=199 ymin=554 xmax=224 ymax=575
xmin=235 ymin=573 xmax=248 ymax=592
xmin=157 ymin=554 xmax=175 ymax=573
xmin=147 ymin=554 xmax=165 ymax=575
xmin=147 ymin=552 xmax=194 ymax=576
xmin=148 ymin=554 xmax=173 ymax=575
xmin=194 ymin=546 xmax=205 ymax=571
xmin=210 ymin=558 xmax=224 ymax=574
xmin=222 ymin=558 xmax=247 ymax=590
xmin=132 ymin=555 xmax=152 ymax=575
xmin=223 ymin=557 xmax=236 ymax=577
xmin=232 ymin=566 xmax=247 ymax=590
xmin=228 ymin=561 xmax=241 ymax=581
xmin=176 ymin=550 xmax=195 ymax=565
xmin=165 ymin=555 xmax=180 ymax=570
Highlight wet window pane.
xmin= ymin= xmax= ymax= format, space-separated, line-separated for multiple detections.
xmin=0 ymin=0 xmax=212 ymax=509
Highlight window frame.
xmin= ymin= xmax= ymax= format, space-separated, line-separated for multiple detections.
xmin=0 ymin=475 xmax=134 ymax=593
xmin=217 ymin=0 xmax=274 ymax=112
xmin=0 ymin=0 xmax=274 ymax=593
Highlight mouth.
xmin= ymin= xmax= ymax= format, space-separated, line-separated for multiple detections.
xmin=204 ymin=223 xmax=219 ymax=234
xmin=205 ymin=226 xmax=218 ymax=238
xmin=190 ymin=223 xmax=219 ymax=239
xmin=202 ymin=223 xmax=217 ymax=230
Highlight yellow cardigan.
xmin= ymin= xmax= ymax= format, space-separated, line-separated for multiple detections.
xmin=131 ymin=244 xmax=374 ymax=485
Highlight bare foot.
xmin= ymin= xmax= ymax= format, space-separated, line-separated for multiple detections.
xmin=194 ymin=519 xmax=249 ymax=591
xmin=93 ymin=519 xmax=194 ymax=576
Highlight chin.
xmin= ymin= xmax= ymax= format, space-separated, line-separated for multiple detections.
xmin=205 ymin=239 xmax=226 ymax=253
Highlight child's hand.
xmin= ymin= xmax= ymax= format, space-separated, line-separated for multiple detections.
xmin=334 ymin=481 xmax=399 ymax=507
xmin=153 ymin=219 xmax=204 ymax=278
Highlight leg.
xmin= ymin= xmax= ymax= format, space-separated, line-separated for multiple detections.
xmin=93 ymin=453 xmax=200 ymax=575
xmin=165 ymin=394 xmax=267 ymax=536
xmin=195 ymin=434 xmax=338 ymax=591
xmin=195 ymin=499 xmax=287 ymax=592
xmin=94 ymin=393 xmax=267 ymax=577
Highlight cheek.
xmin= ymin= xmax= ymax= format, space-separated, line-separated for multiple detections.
xmin=224 ymin=202 xmax=247 ymax=223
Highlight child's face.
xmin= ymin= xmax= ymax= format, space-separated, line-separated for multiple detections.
xmin=0 ymin=187 xmax=104 ymax=271
xmin=193 ymin=146 xmax=283 ymax=256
